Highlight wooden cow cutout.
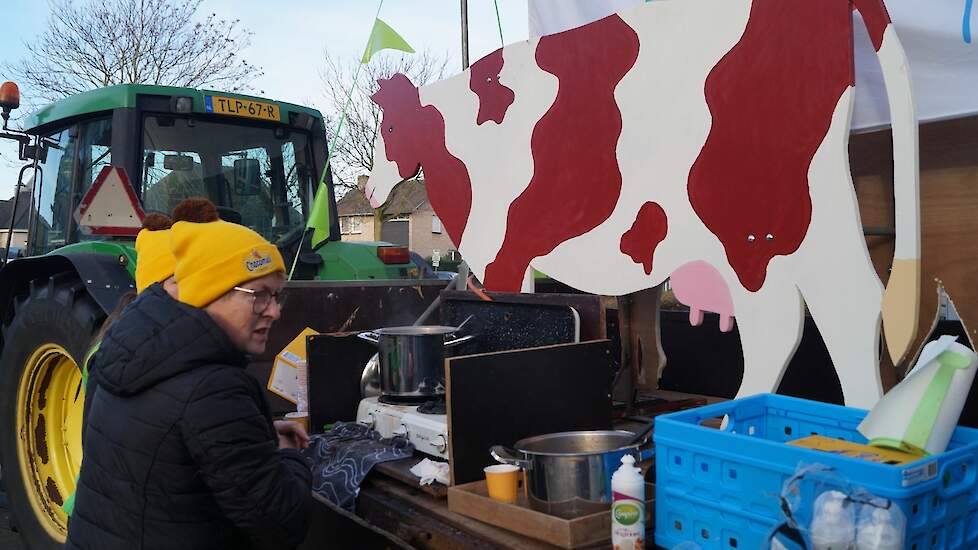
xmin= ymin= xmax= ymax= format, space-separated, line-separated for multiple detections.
xmin=367 ymin=0 xmax=921 ymax=408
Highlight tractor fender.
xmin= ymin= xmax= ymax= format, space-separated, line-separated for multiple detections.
xmin=0 ymin=252 xmax=135 ymax=320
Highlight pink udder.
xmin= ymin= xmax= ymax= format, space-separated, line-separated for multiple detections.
xmin=670 ymin=260 xmax=736 ymax=332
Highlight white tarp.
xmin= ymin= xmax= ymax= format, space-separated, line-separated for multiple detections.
xmin=527 ymin=0 xmax=978 ymax=130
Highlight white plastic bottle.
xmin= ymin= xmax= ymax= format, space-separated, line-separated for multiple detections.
xmin=611 ymin=454 xmax=645 ymax=550
xmin=809 ymin=490 xmax=855 ymax=550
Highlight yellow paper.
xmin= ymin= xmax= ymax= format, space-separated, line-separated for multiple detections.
xmin=268 ymin=327 xmax=318 ymax=403
xmin=788 ymin=435 xmax=923 ymax=465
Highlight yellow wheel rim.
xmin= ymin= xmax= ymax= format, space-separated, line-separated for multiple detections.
xmin=16 ymin=343 xmax=85 ymax=541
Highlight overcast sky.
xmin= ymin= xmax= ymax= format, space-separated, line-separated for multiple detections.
xmin=0 ymin=0 xmax=529 ymax=199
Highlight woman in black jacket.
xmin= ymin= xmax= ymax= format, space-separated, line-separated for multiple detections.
xmin=66 ymin=215 xmax=311 ymax=550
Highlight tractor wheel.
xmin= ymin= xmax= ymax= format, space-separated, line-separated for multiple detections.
xmin=0 ymin=273 xmax=103 ymax=550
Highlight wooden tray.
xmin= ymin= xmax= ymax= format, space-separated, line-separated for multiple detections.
xmin=448 ymin=480 xmax=654 ymax=549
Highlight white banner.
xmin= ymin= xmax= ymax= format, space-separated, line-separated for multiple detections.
xmin=528 ymin=0 xmax=978 ymax=129
xmin=528 ymin=0 xmax=641 ymax=37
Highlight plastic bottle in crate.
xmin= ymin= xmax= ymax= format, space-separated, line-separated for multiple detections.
xmin=611 ymin=454 xmax=645 ymax=550
xmin=810 ymin=490 xmax=855 ymax=549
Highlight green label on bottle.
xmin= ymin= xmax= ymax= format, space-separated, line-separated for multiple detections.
xmin=613 ymin=502 xmax=642 ymax=526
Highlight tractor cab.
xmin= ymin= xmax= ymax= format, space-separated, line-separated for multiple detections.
xmin=1 ymin=83 xmax=416 ymax=278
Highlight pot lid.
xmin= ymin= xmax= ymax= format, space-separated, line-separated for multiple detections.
xmin=513 ymin=430 xmax=641 ymax=456
xmin=372 ymin=325 xmax=460 ymax=336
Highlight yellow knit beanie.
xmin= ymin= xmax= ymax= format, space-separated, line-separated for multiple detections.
xmin=171 ymin=220 xmax=285 ymax=308
xmin=134 ymin=214 xmax=176 ymax=294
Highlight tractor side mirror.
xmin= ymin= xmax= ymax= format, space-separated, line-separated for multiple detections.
xmin=0 ymin=81 xmax=21 ymax=130
xmin=233 ymin=158 xmax=262 ymax=196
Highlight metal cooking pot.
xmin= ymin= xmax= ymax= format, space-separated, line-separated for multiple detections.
xmin=358 ymin=325 xmax=474 ymax=397
xmin=360 ymin=354 xmax=382 ymax=398
xmin=491 ymin=430 xmax=654 ymax=518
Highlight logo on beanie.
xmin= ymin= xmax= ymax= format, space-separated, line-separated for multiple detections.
xmin=245 ymin=249 xmax=273 ymax=272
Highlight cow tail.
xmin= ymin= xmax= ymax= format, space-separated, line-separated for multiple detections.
xmin=873 ymin=18 xmax=921 ymax=367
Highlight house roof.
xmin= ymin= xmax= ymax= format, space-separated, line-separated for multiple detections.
xmin=336 ymin=187 xmax=372 ymax=216
xmin=337 ymin=179 xmax=429 ymax=217
xmin=0 ymin=189 xmax=34 ymax=231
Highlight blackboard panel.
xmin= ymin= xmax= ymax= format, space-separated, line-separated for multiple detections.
xmin=446 ymin=340 xmax=614 ymax=485
xmin=307 ymin=333 xmax=377 ymax=433
xmin=442 ymin=301 xmax=578 ymax=357
xmin=441 ymin=290 xmax=605 ymax=343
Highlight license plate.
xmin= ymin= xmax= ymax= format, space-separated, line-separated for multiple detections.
xmin=204 ymin=95 xmax=281 ymax=122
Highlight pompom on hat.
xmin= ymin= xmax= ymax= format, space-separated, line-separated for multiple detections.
xmin=171 ymin=197 xmax=219 ymax=224
xmin=134 ymin=198 xmax=226 ymax=294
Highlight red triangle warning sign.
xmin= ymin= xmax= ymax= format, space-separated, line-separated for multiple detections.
xmin=75 ymin=166 xmax=146 ymax=236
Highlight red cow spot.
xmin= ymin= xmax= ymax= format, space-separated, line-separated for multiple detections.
xmin=484 ymin=15 xmax=640 ymax=292
xmin=470 ymin=50 xmax=515 ymax=125
xmin=620 ymin=202 xmax=668 ymax=275
xmin=688 ymin=0 xmax=854 ymax=292
xmin=853 ymin=0 xmax=893 ymax=52
xmin=371 ymin=74 xmax=473 ymax=245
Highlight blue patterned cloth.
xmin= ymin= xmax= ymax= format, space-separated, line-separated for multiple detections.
xmin=302 ymin=422 xmax=415 ymax=510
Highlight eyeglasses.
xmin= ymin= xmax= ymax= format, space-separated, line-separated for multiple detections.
xmin=232 ymin=286 xmax=286 ymax=314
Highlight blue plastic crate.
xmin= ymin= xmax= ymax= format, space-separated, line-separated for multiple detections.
xmin=654 ymin=393 xmax=978 ymax=550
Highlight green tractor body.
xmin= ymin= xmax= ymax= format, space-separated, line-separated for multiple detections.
xmin=0 ymin=83 xmax=417 ymax=549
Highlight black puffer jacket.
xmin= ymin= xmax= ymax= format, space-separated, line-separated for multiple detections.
xmin=66 ymin=285 xmax=311 ymax=550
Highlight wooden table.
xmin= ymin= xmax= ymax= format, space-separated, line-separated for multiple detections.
xmin=358 ymin=476 xmax=571 ymax=549
xmin=304 ymin=390 xmax=719 ymax=549
xmin=356 ymin=476 xmax=662 ymax=550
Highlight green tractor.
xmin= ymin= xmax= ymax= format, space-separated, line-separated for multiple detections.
xmin=0 ymin=82 xmax=417 ymax=549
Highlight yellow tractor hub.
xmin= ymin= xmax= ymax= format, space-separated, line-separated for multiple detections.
xmin=16 ymin=343 xmax=84 ymax=541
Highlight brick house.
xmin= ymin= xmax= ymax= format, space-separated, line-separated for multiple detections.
xmin=336 ymin=177 xmax=459 ymax=263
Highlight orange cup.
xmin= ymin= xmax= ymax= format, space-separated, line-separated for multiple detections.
xmin=284 ymin=411 xmax=310 ymax=434
xmin=484 ymin=464 xmax=520 ymax=503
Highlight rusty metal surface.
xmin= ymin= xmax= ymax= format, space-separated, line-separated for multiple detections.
xmin=297 ymin=493 xmax=412 ymax=550
xmin=348 ymin=476 xmax=656 ymax=550
xmin=356 ymin=477 xmax=552 ymax=550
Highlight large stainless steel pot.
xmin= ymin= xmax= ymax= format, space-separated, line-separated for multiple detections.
xmin=491 ymin=430 xmax=654 ymax=518
xmin=358 ymin=325 xmax=474 ymax=397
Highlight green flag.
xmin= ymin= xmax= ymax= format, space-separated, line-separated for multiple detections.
xmin=301 ymin=18 xmax=414 ymax=258
xmin=361 ymin=18 xmax=415 ymax=64
xmin=306 ymin=174 xmax=334 ymax=247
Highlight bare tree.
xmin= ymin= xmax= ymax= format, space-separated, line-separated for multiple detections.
xmin=319 ymin=50 xmax=449 ymax=197
xmin=6 ymin=0 xmax=263 ymax=107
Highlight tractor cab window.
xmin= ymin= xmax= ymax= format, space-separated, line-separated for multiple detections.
xmin=29 ymin=118 xmax=114 ymax=255
xmin=78 ymin=119 xmax=113 ymax=194
xmin=73 ymin=119 xmax=113 ymax=244
xmin=31 ymin=128 xmax=76 ymax=255
xmin=140 ymin=115 xmax=312 ymax=243
xmin=31 ymin=118 xmax=114 ymax=255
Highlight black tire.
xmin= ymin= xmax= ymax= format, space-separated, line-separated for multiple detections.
xmin=0 ymin=273 xmax=103 ymax=550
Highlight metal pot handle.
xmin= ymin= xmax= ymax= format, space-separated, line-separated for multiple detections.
xmin=444 ymin=334 xmax=476 ymax=347
xmin=490 ymin=445 xmax=531 ymax=469
xmin=357 ymin=331 xmax=380 ymax=345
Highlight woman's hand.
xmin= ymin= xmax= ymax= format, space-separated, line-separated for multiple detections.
xmin=274 ymin=420 xmax=310 ymax=450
